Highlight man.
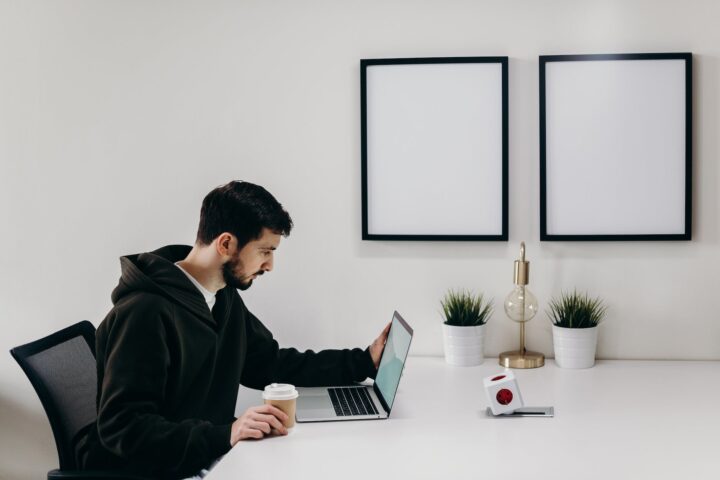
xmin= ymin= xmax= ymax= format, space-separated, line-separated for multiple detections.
xmin=76 ymin=181 xmax=390 ymax=479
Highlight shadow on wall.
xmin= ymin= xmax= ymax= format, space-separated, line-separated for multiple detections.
xmin=0 ymin=392 xmax=57 ymax=480
xmin=695 ymin=53 xmax=719 ymax=243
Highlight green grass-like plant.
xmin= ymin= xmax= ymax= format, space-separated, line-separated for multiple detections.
xmin=547 ymin=290 xmax=607 ymax=329
xmin=440 ymin=289 xmax=493 ymax=327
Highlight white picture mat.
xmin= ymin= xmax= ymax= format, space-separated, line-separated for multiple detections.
xmin=545 ymin=59 xmax=687 ymax=235
xmin=366 ymin=63 xmax=503 ymax=236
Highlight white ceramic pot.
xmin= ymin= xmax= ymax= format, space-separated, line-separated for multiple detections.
xmin=552 ymin=325 xmax=598 ymax=369
xmin=442 ymin=323 xmax=486 ymax=366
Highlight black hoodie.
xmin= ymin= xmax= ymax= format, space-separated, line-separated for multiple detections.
xmin=76 ymin=245 xmax=377 ymax=479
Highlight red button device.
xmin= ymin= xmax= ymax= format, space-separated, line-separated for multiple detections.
xmin=496 ymin=388 xmax=513 ymax=405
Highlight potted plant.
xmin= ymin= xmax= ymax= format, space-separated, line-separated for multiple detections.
xmin=547 ymin=290 xmax=607 ymax=369
xmin=441 ymin=289 xmax=493 ymax=366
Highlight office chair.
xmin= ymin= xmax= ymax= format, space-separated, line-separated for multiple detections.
xmin=10 ymin=321 xmax=149 ymax=480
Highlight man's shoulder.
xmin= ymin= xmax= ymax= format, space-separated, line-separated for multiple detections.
xmin=100 ymin=292 xmax=175 ymax=335
xmin=114 ymin=291 xmax=174 ymax=314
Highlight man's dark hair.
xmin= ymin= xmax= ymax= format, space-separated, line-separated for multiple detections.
xmin=196 ymin=181 xmax=293 ymax=248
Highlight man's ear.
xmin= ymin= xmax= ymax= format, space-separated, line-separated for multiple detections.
xmin=215 ymin=233 xmax=235 ymax=258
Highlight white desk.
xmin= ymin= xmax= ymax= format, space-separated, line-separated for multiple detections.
xmin=210 ymin=357 xmax=720 ymax=480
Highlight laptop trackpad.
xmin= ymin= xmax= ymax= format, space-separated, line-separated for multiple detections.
xmin=299 ymin=395 xmax=332 ymax=410
xmin=296 ymin=389 xmax=337 ymax=421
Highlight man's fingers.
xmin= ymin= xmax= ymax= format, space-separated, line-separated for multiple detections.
xmin=254 ymin=404 xmax=289 ymax=422
xmin=378 ymin=322 xmax=391 ymax=342
xmin=249 ymin=421 xmax=271 ymax=434
xmin=243 ymin=427 xmax=264 ymax=439
xmin=235 ymin=404 xmax=292 ymax=442
xmin=255 ymin=413 xmax=286 ymax=433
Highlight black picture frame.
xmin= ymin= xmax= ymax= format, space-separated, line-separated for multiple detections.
xmin=361 ymin=57 xmax=509 ymax=241
xmin=539 ymin=52 xmax=692 ymax=241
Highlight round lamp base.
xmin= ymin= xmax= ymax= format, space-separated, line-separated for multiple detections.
xmin=499 ymin=350 xmax=545 ymax=369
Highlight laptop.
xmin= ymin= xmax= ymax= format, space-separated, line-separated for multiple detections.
xmin=295 ymin=311 xmax=413 ymax=422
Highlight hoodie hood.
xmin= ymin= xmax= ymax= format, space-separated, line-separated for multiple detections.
xmin=111 ymin=245 xmax=218 ymax=324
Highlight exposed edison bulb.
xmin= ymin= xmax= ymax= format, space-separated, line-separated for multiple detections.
xmin=504 ymin=286 xmax=538 ymax=323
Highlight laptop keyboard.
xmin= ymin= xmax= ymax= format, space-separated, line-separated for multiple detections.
xmin=328 ymin=387 xmax=379 ymax=416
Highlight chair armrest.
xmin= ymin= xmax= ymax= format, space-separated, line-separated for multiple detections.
xmin=48 ymin=469 xmax=153 ymax=480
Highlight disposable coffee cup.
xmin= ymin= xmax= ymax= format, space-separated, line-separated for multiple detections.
xmin=262 ymin=383 xmax=298 ymax=429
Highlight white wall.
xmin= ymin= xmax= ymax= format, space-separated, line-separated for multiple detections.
xmin=1 ymin=0 xmax=718 ymax=478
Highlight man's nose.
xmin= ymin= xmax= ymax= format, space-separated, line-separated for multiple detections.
xmin=263 ymin=256 xmax=274 ymax=272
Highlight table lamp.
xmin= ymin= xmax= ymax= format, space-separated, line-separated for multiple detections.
xmin=499 ymin=242 xmax=544 ymax=369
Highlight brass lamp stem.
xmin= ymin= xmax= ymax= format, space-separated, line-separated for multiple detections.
xmin=519 ymin=285 xmax=526 ymax=354
xmin=499 ymin=242 xmax=544 ymax=369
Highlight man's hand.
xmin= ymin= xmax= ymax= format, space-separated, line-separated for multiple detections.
xmin=369 ymin=323 xmax=391 ymax=369
xmin=230 ymin=404 xmax=289 ymax=446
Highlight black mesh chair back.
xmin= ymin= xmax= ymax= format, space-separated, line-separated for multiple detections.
xmin=10 ymin=320 xmax=97 ymax=471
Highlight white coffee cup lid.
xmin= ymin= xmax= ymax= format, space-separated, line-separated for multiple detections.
xmin=262 ymin=383 xmax=298 ymax=400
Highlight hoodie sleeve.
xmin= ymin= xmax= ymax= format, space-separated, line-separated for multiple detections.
xmin=96 ymin=296 xmax=231 ymax=478
xmin=240 ymin=311 xmax=377 ymax=390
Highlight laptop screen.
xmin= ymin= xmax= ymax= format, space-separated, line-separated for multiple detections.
xmin=374 ymin=311 xmax=413 ymax=412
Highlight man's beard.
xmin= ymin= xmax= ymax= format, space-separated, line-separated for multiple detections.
xmin=222 ymin=253 xmax=263 ymax=291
